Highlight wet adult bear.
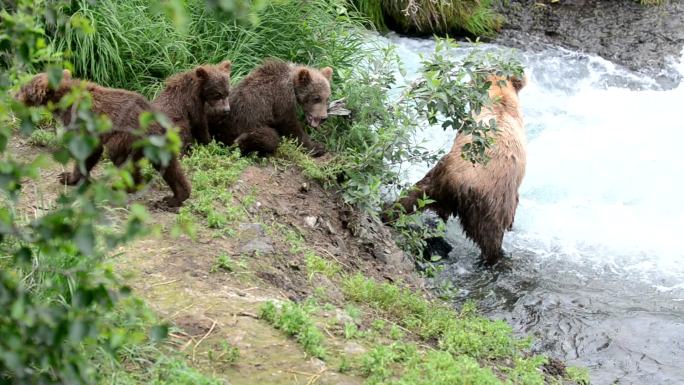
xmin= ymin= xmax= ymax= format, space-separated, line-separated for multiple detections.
xmin=385 ymin=74 xmax=527 ymax=265
xmin=15 ymin=70 xmax=191 ymax=209
xmin=153 ymin=61 xmax=232 ymax=154
xmin=208 ymin=60 xmax=333 ymax=157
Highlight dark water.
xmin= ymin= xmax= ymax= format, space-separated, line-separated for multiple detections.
xmin=384 ymin=35 xmax=684 ymax=384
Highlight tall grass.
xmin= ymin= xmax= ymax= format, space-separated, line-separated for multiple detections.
xmin=50 ymin=0 xmax=369 ymax=98
xmin=353 ymin=0 xmax=502 ymax=37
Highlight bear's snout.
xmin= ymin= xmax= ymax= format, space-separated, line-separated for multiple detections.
xmin=207 ymin=97 xmax=230 ymax=115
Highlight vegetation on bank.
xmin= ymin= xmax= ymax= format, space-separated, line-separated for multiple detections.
xmin=1 ymin=1 xmax=587 ymax=385
xmin=352 ymin=0 xmax=503 ymax=37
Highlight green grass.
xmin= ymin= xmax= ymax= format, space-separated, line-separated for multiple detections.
xmin=306 ymin=252 xmax=341 ymax=280
xmin=178 ymin=142 xmax=252 ymax=233
xmin=260 ymin=301 xmax=327 ymax=359
xmin=27 ymin=129 xmax=59 ymax=148
xmin=275 ymin=139 xmax=336 ymax=183
xmin=353 ymin=0 xmax=503 ymax=37
xmin=50 ymin=0 xmax=368 ymax=98
xmin=210 ymin=253 xmax=239 ymax=273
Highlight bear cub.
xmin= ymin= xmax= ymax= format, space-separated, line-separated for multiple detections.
xmin=384 ymin=74 xmax=527 ymax=265
xmin=15 ymin=70 xmax=191 ymax=208
xmin=209 ymin=59 xmax=333 ymax=157
xmin=153 ymin=61 xmax=231 ymax=154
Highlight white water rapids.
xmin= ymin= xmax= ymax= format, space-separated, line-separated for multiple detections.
xmin=381 ymin=34 xmax=684 ymax=384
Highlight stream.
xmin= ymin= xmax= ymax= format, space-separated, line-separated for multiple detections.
xmin=385 ymin=34 xmax=684 ymax=385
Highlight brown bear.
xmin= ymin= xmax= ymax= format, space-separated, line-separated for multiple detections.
xmin=15 ymin=70 xmax=191 ymax=208
xmin=208 ymin=59 xmax=333 ymax=157
xmin=153 ymin=61 xmax=232 ymax=154
xmin=385 ymin=74 xmax=527 ymax=265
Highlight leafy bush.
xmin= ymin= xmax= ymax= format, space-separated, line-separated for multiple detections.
xmin=0 ymin=2 xmax=218 ymax=383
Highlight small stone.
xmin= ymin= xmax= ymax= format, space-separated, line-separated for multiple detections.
xmin=323 ymin=220 xmax=336 ymax=235
xmin=304 ymin=215 xmax=318 ymax=228
xmin=343 ymin=341 xmax=366 ymax=355
xmin=299 ymin=182 xmax=309 ymax=192
xmin=335 ymin=308 xmax=354 ymax=325
xmin=240 ymin=239 xmax=275 ymax=256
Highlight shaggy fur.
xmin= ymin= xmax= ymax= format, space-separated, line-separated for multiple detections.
xmin=153 ymin=61 xmax=231 ymax=154
xmin=15 ymin=70 xmax=191 ymax=208
xmin=208 ymin=59 xmax=333 ymax=157
xmin=389 ymin=74 xmax=527 ymax=265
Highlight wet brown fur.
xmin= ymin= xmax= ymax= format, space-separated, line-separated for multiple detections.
xmin=153 ymin=62 xmax=232 ymax=154
xmin=208 ymin=59 xmax=333 ymax=157
xmin=390 ymin=75 xmax=527 ymax=265
xmin=16 ymin=71 xmax=191 ymax=208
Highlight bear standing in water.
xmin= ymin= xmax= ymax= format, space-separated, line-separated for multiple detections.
xmin=208 ymin=60 xmax=333 ymax=157
xmin=15 ymin=70 xmax=191 ymax=209
xmin=152 ymin=61 xmax=232 ymax=154
xmin=385 ymin=74 xmax=527 ymax=265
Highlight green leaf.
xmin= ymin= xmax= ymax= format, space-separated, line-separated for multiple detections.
xmin=74 ymin=225 xmax=95 ymax=255
xmin=68 ymin=135 xmax=95 ymax=161
xmin=47 ymin=66 xmax=64 ymax=89
xmin=53 ymin=147 xmax=71 ymax=164
xmin=150 ymin=325 xmax=169 ymax=342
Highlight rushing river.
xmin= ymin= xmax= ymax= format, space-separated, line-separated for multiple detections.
xmin=384 ymin=34 xmax=684 ymax=385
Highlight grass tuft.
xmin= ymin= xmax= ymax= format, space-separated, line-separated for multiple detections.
xmin=178 ymin=142 xmax=252 ymax=232
xmin=260 ymin=301 xmax=327 ymax=359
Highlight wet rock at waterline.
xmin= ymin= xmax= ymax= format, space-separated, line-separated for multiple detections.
xmin=495 ymin=0 xmax=684 ymax=89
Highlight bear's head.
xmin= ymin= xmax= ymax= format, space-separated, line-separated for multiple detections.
xmin=293 ymin=66 xmax=333 ymax=128
xmin=15 ymin=69 xmax=73 ymax=106
xmin=196 ymin=61 xmax=231 ymax=115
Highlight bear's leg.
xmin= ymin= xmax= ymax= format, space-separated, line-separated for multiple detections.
xmin=235 ymin=126 xmax=280 ymax=156
xmin=59 ymin=145 xmax=104 ymax=185
xmin=469 ymin=219 xmax=505 ymax=266
xmin=280 ymin=119 xmax=325 ymax=157
xmin=154 ymin=156 xmax=191 ymax=209
xmin=381 ymin=169 xmax=435 ymax=223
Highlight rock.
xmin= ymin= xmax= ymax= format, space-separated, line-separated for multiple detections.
xmin=334 ymin=308 xmax=355 ymax=325
xmin=344 ymin=209 xmax=414 ymax=271
xmin=322 ymin=220 xmax=336 ymax=235
xmin=299 ymin=182 xmax=309 ymax=193
xmin=343 ymin=341 xmax=366 ymax=355
xmin=240 ymin=239 xmax=275 ymax=256
xmin=238 ymin=223 xmax=275 ymax=256
xmin=495 ymin=0 xmax=684 ymax=89
xmin=303 ymin=215 xmax=318 ymax=228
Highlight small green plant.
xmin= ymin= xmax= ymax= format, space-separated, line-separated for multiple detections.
xmin=26 ymin=128 xmax=59 ymax=148
xmin=259 ymin=301 xmax=327 ymax=359
xmin=207 ymin=341 xmax=240 ymax=365
xmin=344 ymin=322 xmax=359 ymax=340
xmin=305 ymin=252 xmax=341 ymax=280
xmin=210 ymin=253 xmax=236 ymax=273
xmin=389 ymin=324 xmax=404 ymax=340
xmin=566 ymin=366 xmax=591 ymax=385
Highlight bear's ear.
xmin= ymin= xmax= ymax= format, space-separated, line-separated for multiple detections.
xmin=320 ymin=66 xmax=333 ymax=82
xmin=219 ymin=60 xmax=232 ymax=73
xmin=510 ymin=75 xmax=526 ymax=93
xmin=295 ymin=68 xmax=311 ymax=87
xmin=196 ymin=67 xmax=209 ymax=80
